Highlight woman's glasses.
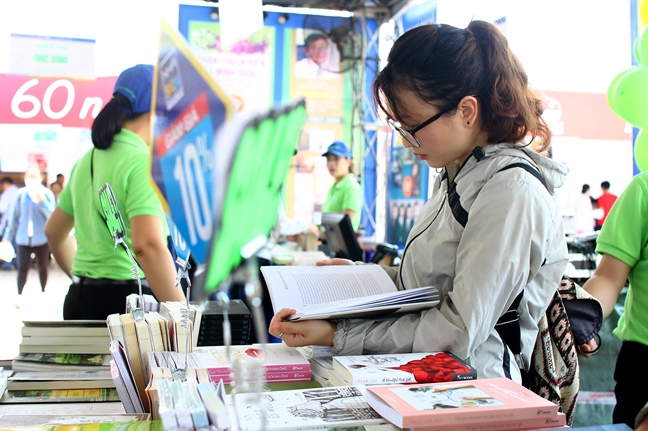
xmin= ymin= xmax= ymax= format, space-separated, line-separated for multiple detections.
xmin=387 ymin=104 xmax=457 ymax=147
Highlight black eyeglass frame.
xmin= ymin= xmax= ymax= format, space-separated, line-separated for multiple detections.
xmin=387 ymin=104 xmax=456 ymax=148
xmin=387 ymin=95 xmax=479 ymax=147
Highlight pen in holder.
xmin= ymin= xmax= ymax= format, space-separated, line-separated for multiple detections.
xmin=171 ymin=250 xmax=193 ymax=382
xmin=98 ymin=183 xmax=144 ymax=321
xmin=216 ymin=257 xmax=267 ymax=431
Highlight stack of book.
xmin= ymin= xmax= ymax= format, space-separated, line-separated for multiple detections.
xmin=18 ymin=320 xmax=111 ymax=355
xmin=193 ymin=300 xmax=252 ymax=346
xmin=4 ymin=320 xmax=117 ymax=400
xmin=194 ymin=343 xmax=312 ymax=384
xmin=146 ymin=343 xmax=312 ymax=385
xmin=365 ymin=377 xmax=568 ymax=431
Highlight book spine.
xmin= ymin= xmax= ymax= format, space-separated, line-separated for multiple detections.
xmin=414 ymin=413 xmax=566 ymax=431
xmin=207 ymin=363 xmax=311 ymax=376
xmin=208 ymin=371 xmax=312 ymax=384
xmin=404 ymin=405 xmax=560 ymax=428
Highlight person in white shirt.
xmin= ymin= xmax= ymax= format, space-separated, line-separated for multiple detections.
xmin=294 ymin=33 xmax=339 ymax=79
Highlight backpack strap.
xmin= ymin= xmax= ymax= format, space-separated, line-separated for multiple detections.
xmin=490 ymin=162 xmax=547 ymax=389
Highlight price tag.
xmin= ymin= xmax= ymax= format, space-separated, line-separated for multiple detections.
xmin=151 ymin=19 xmax=234 ymax=264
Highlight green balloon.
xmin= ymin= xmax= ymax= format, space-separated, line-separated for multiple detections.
xmin=610 ymin=66 xmax=648 ymax=128
xmin=635 ymin=38 xmax=643 ymax=66
xmin=635 ymin=129 xmax=648 ymax=172
xmin=638 ymin=27 xmax=648 ymax=67
xmin=607 ymin=69 xmax=627 ymax=114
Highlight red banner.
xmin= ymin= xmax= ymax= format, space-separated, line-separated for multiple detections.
xmin=156 ymin=92 xmax=210 ymax=157
xmin=0 ymin=74 xmax=117 ymax=128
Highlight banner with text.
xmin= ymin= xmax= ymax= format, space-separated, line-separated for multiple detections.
xmin=151 ymin=19 xmax=234 ymax=265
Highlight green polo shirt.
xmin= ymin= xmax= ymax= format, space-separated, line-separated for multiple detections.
xmin=58 ymin=129 xmax=166 ymax=280
xmin=322 ymin=173 xmax=363 ymax=231
xmin=596 ymin=171 xmax=648 ymax=346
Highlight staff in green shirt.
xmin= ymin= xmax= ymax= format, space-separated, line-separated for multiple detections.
xmin=321 ymin=141 xmax=363 ymax=231
xmin=45 ymin=64 xmax=185 ymax=320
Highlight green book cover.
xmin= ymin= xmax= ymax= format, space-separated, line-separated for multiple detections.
xmin=1 ymin=388 xmax=120 ymax=403
xmin=14 ymin=353 xmax=108 ymax=366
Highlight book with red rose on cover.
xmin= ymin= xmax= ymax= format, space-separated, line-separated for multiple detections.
xmin=332 ymin=352 xmax=476 ymax=386
xmin=364 ymin=377 xmax=562 ymax=430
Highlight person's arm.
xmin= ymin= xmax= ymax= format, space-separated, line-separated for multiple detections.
xmin=130 ymin=215 xmax=185 ymax=302
xmin=35 ymin=188 xmax=56 ymax=218
xmin=582 ymin=254 xmax=630 ymax=318
xmin=2 ymin=193 xmax=21 ymax=243
xmin=341 ymin=209 xmax=356 ymax=222
xmin=44 ymin=207 xmax=76 ymax=279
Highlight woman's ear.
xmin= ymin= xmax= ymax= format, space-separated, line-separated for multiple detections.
xmin=458 ymin=96 xmax=479 ymax=127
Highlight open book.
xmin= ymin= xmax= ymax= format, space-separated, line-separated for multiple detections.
xmin=260 ymin=265 xmax=439 ymax=321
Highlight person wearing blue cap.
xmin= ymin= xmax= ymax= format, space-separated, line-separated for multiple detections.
xmin=45 ymin=64 xmax=185 ymax=320
xmin=321 ymin=141 xmax=363 ymax=231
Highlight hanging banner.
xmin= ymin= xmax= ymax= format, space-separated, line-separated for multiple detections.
xmin=9 ymin=34 xmax=96 ymax=79
xmin=0 ymin=74 xmax=116 ymax=128
xmin=187 ymin=22 xmax=275 ymax=114
xmin=150 ymin=19 xmax=234 ymax=265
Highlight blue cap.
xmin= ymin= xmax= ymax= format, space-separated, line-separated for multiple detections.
xmin=322 ymin=141 xmax=351 ymax=159
xmin=113 ymin=64 xmax=154 ymax=118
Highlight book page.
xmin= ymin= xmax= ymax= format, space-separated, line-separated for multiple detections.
xmin=261 ymin=265 xmax=398 ymax=312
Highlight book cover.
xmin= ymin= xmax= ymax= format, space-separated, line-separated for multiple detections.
xmin=20 ymin=335 xmax=112 ymax=346
xmin=261 ymin=265 xmax=439 ymax=321
xmin=193 ymin=343 xmax=311 ymax=374
xmin=0 ymin=414 xmax=151 ymax=427
xmin=19 ymin=344 xmax=111 ymax=355
xmin=0 ymin=388 xmax=120 ymax=403
xmin=21 ymin=325 xmax=110 ymax=337
xmin=365 ymin=378 xmax=560 ymax=429
xmin=0 ymin=420 xmax=161 ymax=431
xmin=333 ymin=352 xmax=477 ymax=385
xmin=8 ymin=370 xmax=115 ymax=390
xmin=12 ymin=353 xmax=110 ymax=366
xmin=226 ymin=385 xmax=384 ymax=430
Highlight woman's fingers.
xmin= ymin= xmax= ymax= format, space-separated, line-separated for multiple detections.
xmin=316 ymin=258 xmax=355 ymax=266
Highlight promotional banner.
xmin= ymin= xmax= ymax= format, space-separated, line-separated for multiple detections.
xmin=386 ymin=142 xmax=430 ymax=248
xmin=9 ymin=34 xmax=96 ymax=79
xmin=0 ymin=74 xmax=116 ymax=128
xmin=289 ymin=27 xmax=345 ymax=225
xmin=187 ymin=22 xmax=275 ymax=114
xmin=150 ymin=19 xmax=234 ymax=265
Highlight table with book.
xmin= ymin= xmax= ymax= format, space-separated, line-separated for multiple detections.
xmin=2 ymin=264 xmax=635 ymax=431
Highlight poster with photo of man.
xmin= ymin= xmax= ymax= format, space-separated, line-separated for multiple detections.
xmin=386 ymin=145 xmax=430 ymax=248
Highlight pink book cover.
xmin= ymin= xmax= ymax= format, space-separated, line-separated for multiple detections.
xmin=208 ymin=370 xmax=312 ymax=384
xmin=415 ymin=412 xmax=566 ymax=431
xmin=365 ymin=377 xmax=560 ymax=429
xmin=194 ymin=343 xmax=310 ymax=375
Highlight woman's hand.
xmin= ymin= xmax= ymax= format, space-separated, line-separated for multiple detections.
xmin=316 ymin=258 xmax=355 ymax=266
xmin=269 ymin=308 xmax=336 ymax=347
xmin=577 ymin=338 xmax=600 ymax=358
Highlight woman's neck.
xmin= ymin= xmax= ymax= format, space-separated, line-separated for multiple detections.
xmin=122 ymin=113 xmax=151 ymax=144
xmin=334 ymin=172 xmax=349 ymax=184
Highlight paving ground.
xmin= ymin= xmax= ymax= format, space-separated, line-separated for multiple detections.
xmin=0 ymin=263 xmax=622 ymax=426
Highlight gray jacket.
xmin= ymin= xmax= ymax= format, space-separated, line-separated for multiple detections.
xmin=332 ymin=144 xmax=569 ymax=382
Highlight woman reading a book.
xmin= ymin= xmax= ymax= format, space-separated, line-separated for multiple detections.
xmin=270 ymin=21 xmax=570 ymax=384
xmin=44 ymin=64 xmax=185 ymax=319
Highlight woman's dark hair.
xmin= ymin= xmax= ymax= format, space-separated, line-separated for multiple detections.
xmin=373 ymin=21 xmax=551 ymax=152
xmin=582 ymin=184 xmax=590 ymax=194
xmin=91 ymin=93 xmax=144 ymax=150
